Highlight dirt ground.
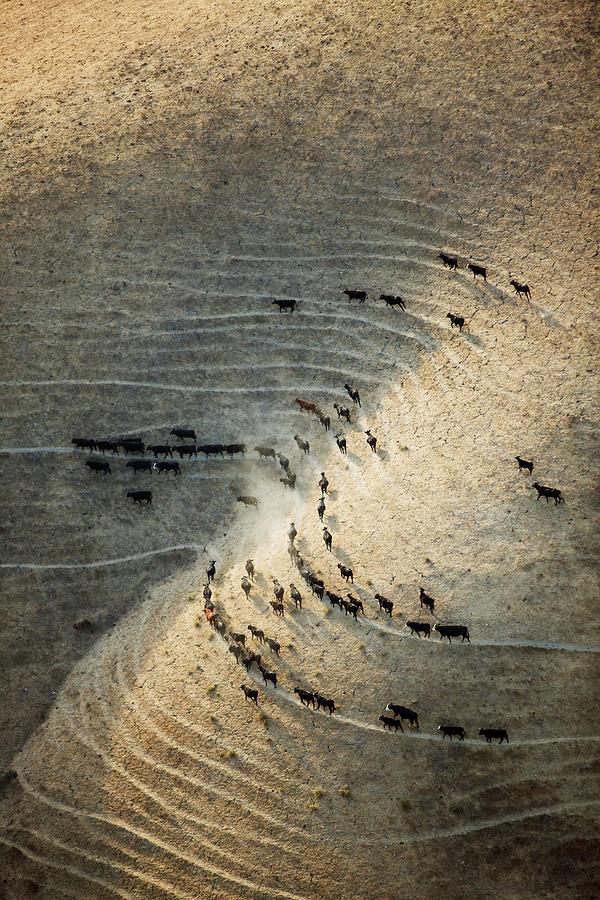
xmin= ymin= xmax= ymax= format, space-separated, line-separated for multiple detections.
xmin=1 ymin=0 xmax=599 ymax=897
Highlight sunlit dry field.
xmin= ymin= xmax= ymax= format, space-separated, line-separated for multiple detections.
xmin=1 ymin=0 xmax=599 ymax=897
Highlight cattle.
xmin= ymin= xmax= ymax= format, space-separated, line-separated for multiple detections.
xmin=126 ymin=459 xmax=154 ymax=474
xmin=147 ymin=444 xmax=174 ymax=458
xmin=327 ymin=591 xmax=344 ymax=610
xmin=206 ymin=560 xmax=216 ymax=583
xmin=365 ymin=430 xmax=377 ymax=452
xmin=273 ymin=580 xmax=284 ymax=603
xmin=247 ymin=624 xmax=264 ymax=643
xmin=127 ymin=490 xmax=151 ymax=505
xmin=516 ymin=456 xmax=534 ymax=474
xmin=406 ymin=620 xmax=431 ymax=638
xmin=295 ymin=398 xmax=319 ymax=415
xmin=289 ymin=584 xmax=302 ymax=609
xmin=174 ymin=444 xmax=197 ymax=458
xmin=170 ymin=428 xmax=196 ymax=441
xmin=241 ymin=576 xmax=251 ymax=598
xmin=306 ymin=574 xmax=325 ymax=595
xmin=386 ymin=704 xmax=419 ymax=729
xmin=254 ymin=446 xmax=277 ymax=460
xmin=318 ymin=472 xmax=329 ymax=494
xmin=294 ymin=434 xmax=310 ymax=454
xmin=229 ymin=643 xmax=245 ymax=665
xmin=72 ymin=438 xmax=97 ymax=452
xmin=241 ymin=684 xmax=258 ymax=705
xmin=438 ymin=725 xmax=465 ymax=741
xmin=270 ymin=600 xmax=284 ymax=617
xmin=468 ymin=262 xmax=487 ymax=280
xmin=246 ymin=650 xmax=262 ymax=668
xmin=213 ymin=617 xmax=227 ymax=636
xmin=259 ymin=665 xmax=277 ymax=688
xmin=439 ymin=252 xmax=458 ymax=270
xmin=510 ymin=280 xmax=531 ymax=300
xmin=314 ymin=694 xmax=336 ymax=715
xmin=379 ymin=715 xmax=403 ymax=732
xmin=96 ymin=440 xmax=120 ymax=455
xmin=419 ymin=587 xmax=435 ymax=613
xmin=317 ymin=497 xmax=326 ymax=521
xmin=121 ymin=440 xmax=145 ymax=455
xmin=335 ymin=433 xmax=347 ymax=455
xmin=265 ymin=637 xmax=281 ymax=656
xmin=532 ymin=482 xmax=564 ymax=505
xmin=323 ymin=528 xmax=332 ymax=551
xmin=346 ymin=594 xmax=364 ymax=615
xmin=203 ymin=583 xmax=212 ymax=603
xmin=479 ymin=728 xmax=509 ymax=744
xmin=380 ymin=294 xmax=406 ymax=310
xmin=280 ymin=471 xmax=297 ymax=489
xmin=204 ymin=607 xmax=216 ymax=626
xmin=204 ymin=599 xmax=215 ymax=612
xmin=313 ymin=583 xmax=325 ymax=600
xmin=447 ymin=312 xmax=465 ymax=331
xmin=198 ymin=444 xmax=224 ymax=457
xmin=375 ymin=594 xmax=394 ymax=616
xmin=288 ymin=523 xmax=297 ymax=544
xmin=237 ymin=495 xmax=259 ymax=508
xmin=337 ymin=564 xmax=353 ymax=583
xmin=277 ymin=453 xmax=290 ymax=471
xmin=85 ymin=459 xmax=111 ymax=475
xmin=344 ymin=384 xmax=361 ymax=406
xmin=156 ymin=460 xmax=181 ymax=476
xmin=334 ymin=404 xmax=351 ymax=423
xmin=73 ymin=618 xmax=95 ymax=632
xmin=230 ymin=631 xmax=246 ymax=646
xmin=341 ymin=599 xmax=359 ymax=620
xmin=343 ymin=289 xmax=367 ymax=303
xmin=272 ymin=298 xmax=296 ymax=313
xmin=318 ymin=411 xmax=331 ymax=431
xmin=245 ymin=559 xmax=255 ymax=581
xmin=294 ymin=687 xmax=316 ymax=708
xmin=224 ymin=443 xmax=247 ymax=457
xmin=434 ymin=624 xmax=471 ymax=643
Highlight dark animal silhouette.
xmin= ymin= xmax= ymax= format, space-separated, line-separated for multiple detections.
xmin=434 ymin=624 xmax=470 ymax=643
xmin=121 ymin=440 xmax=145 ymax=455
xmin=247 ymin=624 xmax=264 ymax=643
xmin=288 ymin=523 xmax=297 ymax=543
xmin=386 ymin=703 xmax=419 ymax=729
xmin=344 ymin=384 xmax=361 ymax=406
xmin=532 ymin=482 xmax=564 ymax=505
xmin=280 ymin=471 xmax=296 ymax=489
xmin=237 ymin=495 xmax=259 ymax=508
xmin=419 ymin=587 xmax=435 ymax=613
xmin=230 ymin=631 xmax=246 ymax=646
xmin=447 ymin=313 xmax=465 ymax=331
xmin=171 ymin=428 xmax=196 ymax=441
xmin=318 ymin=472 xmax=329 ymax=494
xmin=198 ymin=444 xmax=224 ymax=457
xmin=96 ymin=440 xmax=120 ymax=454
xmin=126 ymin=459 xmax=153 ymax=473
xmin=510 ymin=280 xmax=531 ymax=300
xmin=147 ymin=444 xmax=174 ymax=458
xmin=295 ymin=398 xmax=319 ymax=414
xmin=479 ymin=728 xmax=509 ymax=744
xmin=203 ymin=583 xmax=212 ymax=603
xmin=314 ymin=694 xmax=336 ymax=715
xmin=224 ymin=443 xmax=246 ymax=456
xmin=327 ymin=591 xmax=344 ymax=610
xmin=375 ymin=594 xmax=393 ymax=616
xmin=229 ymin=643 xmax=245 ymax=664
xmin=294 ymin=434 xmax=310 ymax=454
xmin=241 ymin=576 xmax=251 ymax=598
xmin=365 ymin=430 xmax=377 ymax=452
xmin=406 ymin=620 xmax=430 ymax=638
xmin=85 ymin=459 xmax=111 ymax=474
xmin=294 ymin=688 xmax=316 ymax=708
xmin=516 ymin=456 xmax=534 ymax=474
xmin=343 ymin=289 xmax=367 ymax=303
xmin=255 ymin=446 xmax=277 ymax=460
xmin=380 ymin=294 xmax=406 ymax=310
xmin=380 ymin=715 xmax=403 ymax=732
xmin=174 ymin=444 xmax=197 ymax=458
xmin=438 ymin=725 xmax=465 ymax=741
xmin=127 ymin=490 xmax=151 ymax=505
xmin=273 ymin=580 xmax=284 ymax=603
xmin=241 ymin=684 xmax=258 ymax=704
xmin=156 ymin=460 xmax=181 ymax=475
xmin=468 ymin=262 xmax=487 ymax=280
xmin=335 ymin=433 xmax=347 ymax=454
xmin=289 ymin=584 xmax=302 ymax=609
xmin=341 ymin=598 xmax=359 ymax=620
xmin=334 ymin=403 xmax=351 ymax=423
xmin=206 ymin=560 xmax=216 ymax=582
xmin=439 ymin=252 xmax=458 ymax=270
xmin=213 ymin=617 xmax=227 ymax=637
xmin=265 ymin=637 xmax=280 ymax=656
xmin=346 ymin=594 xmax=364 ymax=615
xmin=72 ymin=438 xmax=97 ymax=452
xmin=277 ymin=453 xmax=290 ymax=471
xmin=245 ymin=559 xmax=255 ymax=580
xmin=259 ymin=665 xmax=277 ymax=688
xmin=337 ymin=563 xmax=353 ymax=583
xmin=318 ymin=411 xmax=331 ymax=431
xmin=317 ymin=497 xmax=326 ymax=521
xmin=273 ymin=298 xmax=296 ymax=312
xmin=270 ymin=600 xmax=284 ymax=617
xmin=323 ymin=528 xmax=332 ymax=551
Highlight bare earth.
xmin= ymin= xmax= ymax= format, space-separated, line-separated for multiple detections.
xmin=1 ymin=0 xmax=599 ymax=897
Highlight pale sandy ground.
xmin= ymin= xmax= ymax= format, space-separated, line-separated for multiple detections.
xmin=1 ymin=0 xmax=599 ymax=897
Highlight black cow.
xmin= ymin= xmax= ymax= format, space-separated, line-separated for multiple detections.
xmin=171 ymin=428 xmax=196 ymax=441
xmin=175 ymin=444 xmax=197 ymax=458
xmin=479 ymin=728 xmax=509 ymax=744
xmin=237 ymin=495 xmax=259 ymax=508
xmin=318 ymin=411 xmax=331 ymax=431
xmin=127 ymin=490 xmax=151 ymax=505
xmin=259 ymin=665 xmax=277 ymax=688
xmin=439 ymin=252 xmax=458 ymax=270
xmin=294 ymin=688 xmax=316 ymax=708
xmin=280 ymin=470 xmax=296 ymax=489
xmin=375 ymin=594 xmax=394 ymax=616
xmin=532 ymin=482 xmax=564 ymax=505
xmin=126 ymin=460 xmax=154 ymax=474
xmin=406 ymin=620 xmax=430 ymax=638
xmin=206 ymin=560 xmax=216 ymax=582
xmin=294 ymin=435 xmax=310 ymax=454
xmin=346 ymin=594 xmax=364 ymax=614
xmin=203 ymin=583 xmax=212 ymax=603
xmin=270 ymin=600 xmax=284 ymax=617
xmin=365 ymin=430 xmax=377 ymax=452
xmin=380 ymin=715 xmax=403 ymax=732
xmin=334 ymin=404 xmax=351 ymax=423
xmin=510 ymin=280 xmax=531 ymax=300
xmin=198 ymin=444 xmax=224 ymax=457
xmin=323 ymin=528 xmax=333 ymax=551
xmin=272 ymin=580 xmax=284 ymax=602
xmin=344 ymin=384 xmax=361 ymax=406
xmin=419 ymin=587 xmax=435 ymax=613
xmin=343 ymin=289 xmax=367 ymax=303
xmin=380 ymin=294 xmax=406 ymax=310
xmin=314 ymin=694 xmax=336 ymax=715
xmin=447 ymin=313 xmax=465 ymax=331
xmin=317 ymin=497 xmax=326 ymax=521
xmin=289 ymin=584 xmax=302 ymax=609
xmin=516 ymin=456 xmax=534 ymax=474
xmin=247 ymin=624 xmax=264 ymax=643
xmin=72 ymin=438 xmax=97 ymax=452
xmin=255 ymin=446 xmax=277 ymax=460
xmin=327 ymin=591 xmax=344 ymax=610
xmin=230 ymin=631 xmax=246 ymax=646
xmin=121 ymin=440 xmax=145 ymax=455
xmin=386 ymin=704 xmax=419 ymax=729
xmin=318 ymin=472 xmax=329 ymax=494
xmin=438 ymin=725 xmax=465 ymax=741
xmin=229 ymin=643 xmax=245 ymax=664
xmin=245 ymin=559 xmax=255 ymax=580
xmin=335 ymin=433 xmax=347 ymax=455
xmin=434 ymin=624 xmax=470 ymax=643
xmin=96 ymin=440 xmax=120 ymax=455
xmin=272 ymin=299 xmax=296 ymax=313
xmin=241 ymin=684 xmax=258 ymax=704
xmin=341 ymin=599 xmax=359 ymax=620
xmin=337 ymin=564 xmax=353 ymax=583
xmin=147 ymin=444 xmax=174 ymax=458
xmin=468 ymin=262 xmax=487 ymax=281
xmin=156 ymin=460 xmax=181 ymax=476
xmin=265 ymin=637 xmax=280 ymax=656
xmin=241 ymin=575 xmax=252 ymax=598
xmin=85 ymin=459 xmax=111 ymax=475
xmin=277 ymin=453 xmax=290 ymax=471
xmin=288 ymin=523 xmax=297 ymax=544
xmin=224 ymin=443 xmax=246 ymax=456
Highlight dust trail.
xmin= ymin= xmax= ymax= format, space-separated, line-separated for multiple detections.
xmin=0 ymin=546 xmax=200 ymax=570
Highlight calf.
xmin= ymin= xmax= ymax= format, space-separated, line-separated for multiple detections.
xmin=323 ymin=528 xmax=332 ymax=551
xmin=532 ymin=482 xmax=564 ymax=505
xmin=294 ymin=434 xmax=310 ymax=454
xmin=479 ymin=728 xmax=509 ymax=744
xmin=245 ymin=559 xmax=255 ymax=580
xmin=126 ymin=459 xmax=153 ymax=474
xmin=386 ymin=704 xmax=419 ymax=729
xmin=380 ymin=714 xmax=403 ymax=732
xmin=337 ymin=563 xmax=353 ymax=583
xmin=96 ymin=440 xmax=120 ymax=455
xmin=295 ymin=398 xmax=318 ymax=415
xmin=72 ymin=438 xmax=97 ymax=452
xmin=419 ymin=587 xmax=435 ymax=613
xmin=230 ymin=631 xmax=246 ymax=646
xmin=314 ymin=694 xmax=336 ymax=715
xmin=318 ymin=411 xmax=331 ymax=431
xmin=375 ymin=594 xmax=393 ymax=616
xmin=127 ymin=490 xmax=151 ymax=505
xmin=241 ymin=576 xmax=251 ymax=598
xmin=147 ymin=444 xmax=173 ymax=458
xmin=270 ymin=600 xmax=285 ymax=617
xmin=156 ymin=460 xmax=181 ymax=475
xmin=406 ymin=620 xmax=430 ymax=638
xmin=447 ymin=312 xmax=465 ymax=331
xmin=380 ymin=294 xmax=406 ymax=310
xmin=344 ymin=384 xmax=361 ymax=406
xmin=289 ymin=584 xmax=302 ymax=609
xmin=439 ymin=252 xmax=458 ymax=270
xmin=255 ymin=446 xmax=277 ymax=460
xmin=259 ymin=665 xmax=277 ymax=688
xmin=273 ymin=298 xmax=296 ymax=312
xmin=247 ymin=624 xmax=264 ymax=643
xmin=434 ymin=624 xmax=470 ymax=643
xmin=170 ymin=428 xmax=196 ymax=441
xmin=265 ymin=637 xmax=281 ymax=656
xmin=85 ymin=459 xmax=111 ymax=474
xmin=516 ymin=456 xmax=534 ymax=474
xmin=206 ymin=561 xmax=216 ymax=583
xmin=294 ymin=687 xmax=316 ymax=708
xmin=335 ymin=433 xmax=347 ymax=455
xmin=175 ymin=444 xmax=197 ymax=458
xmin=241 ymin=684 xmax=258 ymax=705
xmin=277 ymin=453 xmax=290 ymax=471
xmin=334 ymin=404 xmax=351 ymax=423
xmin=438 ymin=725 xmax=465 ymax=741
xmin=468 ymin=262 xmax=487 ymax=280
xmin=343 ymin=289 xmax=367 ymax=303
xmin=237 ymin=495 xmax=259 ymax=508
xmin=224 ymin=443 xmax=246 ymax=456
xmin=365 ymin=430 xmax=377 ymax=452
xmin=510 ymin=279 xmax=531 ymax=300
